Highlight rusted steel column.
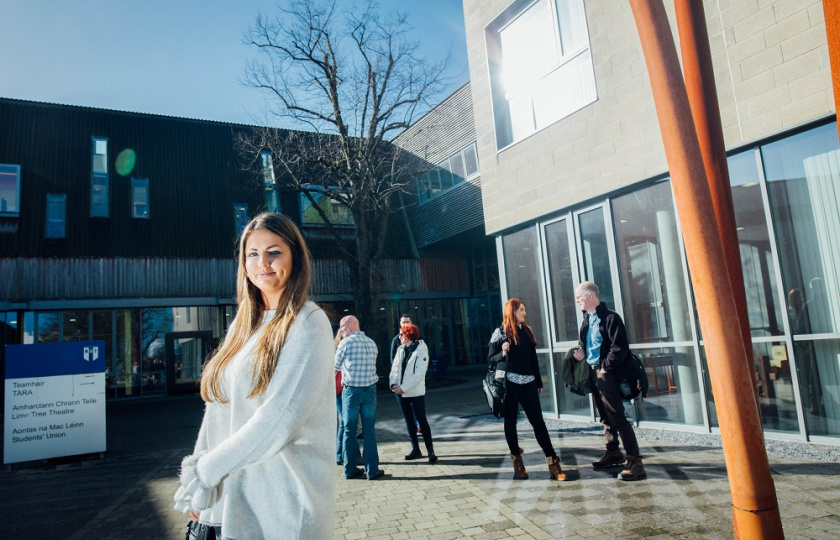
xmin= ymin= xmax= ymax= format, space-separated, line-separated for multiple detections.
xmin=825 ymin=0 xmax=840 ymax=129
xmin=628 ymin=1 xmax=784 ymax=538
xmin=673 ymin=0 xmax=760 ymax=415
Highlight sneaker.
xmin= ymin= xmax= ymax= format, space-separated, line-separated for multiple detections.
xmin=368 ymin=469 xmax=385 ymax=480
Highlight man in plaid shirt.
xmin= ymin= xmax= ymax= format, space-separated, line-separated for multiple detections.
xmin=335 ymin=315 xmax=384 ymax=480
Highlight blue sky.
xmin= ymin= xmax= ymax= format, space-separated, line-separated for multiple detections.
xmin=0 ymin=0 xmax=468 ymax=126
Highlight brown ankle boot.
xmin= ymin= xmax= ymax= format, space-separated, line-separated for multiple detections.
xmin=510 ymin=448 xmax=528 ymax=479
xmin=592 ymin=448 xmax=625 ymax=469
xmin=546 ymin=455 xmax=567 ymax=481
xmin=619 ymin=455 xmax=647 ymax=481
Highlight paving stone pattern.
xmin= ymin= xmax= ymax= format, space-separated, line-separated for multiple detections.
xmin=1 ymin=379 xmax=839 ymax=539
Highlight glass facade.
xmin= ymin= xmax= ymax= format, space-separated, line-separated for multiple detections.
xmin=22 ymin=305 xmax=227 ymax=399
xmin=497 ymin=120 xmax=840 ymax=442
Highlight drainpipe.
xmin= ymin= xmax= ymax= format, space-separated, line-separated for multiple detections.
xmin=673 ymin=0 xmax=760 ymax=417
xmin=628 ymin=1 xmax=784 ymax=538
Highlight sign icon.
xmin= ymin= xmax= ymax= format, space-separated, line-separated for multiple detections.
xmin=83 ymin=346 xmax=99 ymax=362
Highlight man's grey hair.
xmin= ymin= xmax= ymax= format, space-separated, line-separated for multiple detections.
xmin=577 ymin=281 xmax=600 ymax=297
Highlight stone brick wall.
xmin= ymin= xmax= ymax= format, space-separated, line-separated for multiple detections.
xmin=463 ymin=0 xmax=832 ymax=235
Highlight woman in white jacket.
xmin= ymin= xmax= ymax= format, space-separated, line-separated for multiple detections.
xmin=174 ymin=213 xmax=335 ymax=540
xmin=389 ymin=323 xmax=438 ymax=463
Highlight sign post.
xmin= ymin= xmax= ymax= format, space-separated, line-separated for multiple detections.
xmin=4 ymin=341 xmax=107 ymax=465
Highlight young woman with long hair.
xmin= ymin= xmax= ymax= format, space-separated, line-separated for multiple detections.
xmin=488 ymin=298 xmax=566 ymax=481
xmin=174 ymin=213 xmax=335 ymax=539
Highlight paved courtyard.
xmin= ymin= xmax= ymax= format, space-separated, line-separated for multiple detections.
xmin=2 ymin=375 xmax=839 ymax=539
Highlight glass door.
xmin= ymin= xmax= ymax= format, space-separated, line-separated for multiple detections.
xmin=166 ymin=331 xmax=211 ymax=394
xmin=541 ymin=216 xmax=589 ymax=418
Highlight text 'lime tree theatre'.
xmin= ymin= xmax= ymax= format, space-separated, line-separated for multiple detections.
xmin=4 ymin=341 xmax=106 ymax=465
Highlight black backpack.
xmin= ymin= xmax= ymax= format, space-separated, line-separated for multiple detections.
xmin=618 ymin=353 xmax=649 ymax=400
xmin=481 ymin=361 xmax=507 ymax=418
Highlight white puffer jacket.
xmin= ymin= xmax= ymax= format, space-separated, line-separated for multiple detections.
xmin=389 ymin=340 xmax=429 ymax=398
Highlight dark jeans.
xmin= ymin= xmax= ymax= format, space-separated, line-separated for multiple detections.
xmin=395 ymin=391 xmax=419 ymax=427
xmin=503 ymin=379 xmax=557 ymax=457
xmin=397 ymin=395 xmax=434 ymax=451
xmin=589 ymin=367 xmax=640 ymax=457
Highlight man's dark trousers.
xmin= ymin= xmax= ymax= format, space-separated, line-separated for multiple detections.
xmin=589 ymin=366 xmax=639 ymax=457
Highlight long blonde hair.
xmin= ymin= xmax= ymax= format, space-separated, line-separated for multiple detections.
xmin=200 ymin=212 xmax=312 ymax=403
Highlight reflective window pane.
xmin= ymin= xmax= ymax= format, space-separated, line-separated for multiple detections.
xmin=36 ymin=312 xmax=60 ymax=343
xmin=635 ymin=346 xmax=703 ymax=426
xmin=612 ymin=182 xmax=691 ymax=344
xmin=764 ymin=122 xmax=840 ymax=335
xmin=544 ymin=219 xmax=578 ymax=342
xmin=552 ymin=350 xmax=590 ymax=417
xmin=728 ymin=151 xmax=785 ymax=337
xmin=794 ymin=338 xmax=840 ymax=438
xmin=701 ymin=342 xmax=800 ymax=434
xmin=537 ymin=352 xmax=555 ymax=414
xmin=502 ymin=226 xmax=548 ymax=345
xmin=578 ymin=207 xmax=616 ymax=309
xmin=62 ymin=311 xmax=89 ymax=341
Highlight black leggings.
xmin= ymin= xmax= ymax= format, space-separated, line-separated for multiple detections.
xmin=397 ymin=395 xmax=434 ymax=451
xmin=503 ymin=380 xmax=557 ymax=457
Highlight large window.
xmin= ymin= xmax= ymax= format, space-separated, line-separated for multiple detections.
xmin=0 ymin=164 xmax=21 ymax=216
xmin=501 ymin=226 xmax=548 ymax=346
xmin=91 ymin=136 xmax=109 ymax=218
xmin=486 ymin=0 xmax=595 ymax=149
xmin=233 ymin=203 xmax=249 ymax=239
xmin=417 ymin=142 xmax=479 ymax=203
xmin=763 ymin=122 xmax=840 ymax=438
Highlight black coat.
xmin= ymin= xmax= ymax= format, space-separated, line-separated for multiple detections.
xmin=577 ymin=302 xmax=630 ymax=373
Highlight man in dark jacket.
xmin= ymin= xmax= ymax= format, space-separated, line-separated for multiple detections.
xmin=391 ymin=314 xmax=418 ymax=432
xmin=573 ymin=281 xmax=646 ymax=481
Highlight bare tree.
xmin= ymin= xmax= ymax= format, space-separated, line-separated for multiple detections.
xmin=237 ymin=0 xmax=452 ymax=330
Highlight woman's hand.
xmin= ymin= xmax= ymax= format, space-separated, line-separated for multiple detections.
xmin=188 ymin=511 xmax=200 ymax=521
xmin=392 ymin=384 xmax=404 ymax=395
xmin=501 ymin=342 xmax=510 ymax=356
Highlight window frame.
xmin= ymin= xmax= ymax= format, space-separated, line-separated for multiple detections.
xmin=130 ymin=177 xmax=150 ymax=220
xmin=0 ymin=163 xmax=21 ymax=217
xmin=90 ymin=136 xmax=109 ymax=218
xmin=485 ymin=0 xmax=596 ymax=150
xmin=416 ymin=142 xmax=480 ymax=205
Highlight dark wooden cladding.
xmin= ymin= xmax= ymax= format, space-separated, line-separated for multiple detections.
xmin=1 ymin=257 xmax=469 ymax=302
xmin=0 ymin=98 xmax=264 ymax=258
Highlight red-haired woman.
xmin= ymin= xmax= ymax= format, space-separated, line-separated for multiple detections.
xmin=488 ymin=298 xmax=566 ymax=481
xmin=389 ymin=323 xmax=438 ymax=463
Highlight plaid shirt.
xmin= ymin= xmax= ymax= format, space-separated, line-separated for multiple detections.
xmin=334 ymin=330 xmax=379 ymax=387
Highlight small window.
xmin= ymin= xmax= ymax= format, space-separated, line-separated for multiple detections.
xmin=131 ymin=177 xmax=149 ymax=219
xmin=464 ymin=143 xmax=479 ymax=178
xmin=91 ymin=136 xmax=109 ymax=218
xmin=0 ymin=164 xmax=21 ymax=216
xmin=45 ymin=193 xmax=66 ymax=238
xmin=233 ymin=203 xmax=249 ymax=238
xmin=261 ymin=150 xmax=280 ymax=213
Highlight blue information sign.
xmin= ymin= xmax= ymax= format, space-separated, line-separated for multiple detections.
xmin=5 ymin=341 xmax=106 ymax=379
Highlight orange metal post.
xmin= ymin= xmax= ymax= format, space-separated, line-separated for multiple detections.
xmin=673 ymin=0 xmax=760 ymax=415
xmin=824 ymin=0 xmax=840 ymax=128
xmin=628 ymin=1 xmax=783 ymax=538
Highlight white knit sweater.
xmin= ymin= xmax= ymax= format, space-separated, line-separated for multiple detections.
xmin=174 ymin=301 xmax=335 ymax=540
